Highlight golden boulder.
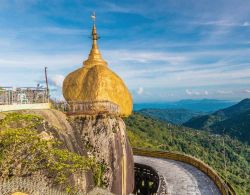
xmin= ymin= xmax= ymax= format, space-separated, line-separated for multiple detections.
xmin=63 ymin=24 xmax=132 ymax=116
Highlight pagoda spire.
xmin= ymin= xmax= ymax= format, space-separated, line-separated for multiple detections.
xmin=91 ymin=12 xmax=98 ymax=40
xmin=83 ymin=12 xmax=107 ymax=67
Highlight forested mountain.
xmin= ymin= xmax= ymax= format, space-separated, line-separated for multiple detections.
xmin=184 ymin=98 xmax=250 ymax=143
xmin=138 ymin=108 xmax=204 ymax=124
xmin=125 ymin=113 xmax=250 ymax=194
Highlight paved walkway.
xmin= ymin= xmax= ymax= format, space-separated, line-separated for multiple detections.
xmin=134 ymin=155 xmax=221 ymax=195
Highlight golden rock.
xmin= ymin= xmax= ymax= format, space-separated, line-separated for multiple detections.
xmin=62 ymin=23 xmax=133 ymax=116
xmin=11 ymin=193 xmax=28 ymax=195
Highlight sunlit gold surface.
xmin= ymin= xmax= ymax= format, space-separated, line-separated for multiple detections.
xmin=63 ymin=24 xmax=132 ymax=116
xmin=12 ymin=192 xmax=28 ymax=195
xmin=83 ymin=25 xmax=107 ymax=68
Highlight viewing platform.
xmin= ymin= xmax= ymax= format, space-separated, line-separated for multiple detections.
xmin=133 ymin=148 xmax=236 ymax=195
xmin=0 ymin=87 xmax=50 ymax=112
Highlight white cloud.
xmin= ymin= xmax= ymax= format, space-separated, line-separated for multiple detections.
xmin=185 ymin=89 xmax=200 ymax=96
xmin=0 ymin=52 xmax=84 ymax=69
xmin=185 ymin=89 xmax=209 ymax=96
xmin=101 ymin=2 xmax=135 ymax=14
xmin=105 ymin=48 xmax=250 ymax=66
xmin=5 ymin=26 xmax=88 ymax=36
xmin=194 ymin=20 xmax=250 ymax=27
xmin=196 ymin=20 xmax=236 ymax=27
xmin=137 ymin=87 xmax=144 ymax=95
xmin=244 ymin=89 xmax=250 ymax=93
xmin=117 ymin=58 xmax=250 ymax=89
xmin=185 ymin=89 xmax=193 ymax=95
xmin=105 ymin=49 xmax=188 ymax=65
xmin=216 ymin=90 xmax=233 ymax=94
xmin=2 ymin=47 xmax=248 ymax=92
xmin=243 ymin=22 xmax=250 ymax=27
xmin=50 ymin=75 xmax=65 ymax=87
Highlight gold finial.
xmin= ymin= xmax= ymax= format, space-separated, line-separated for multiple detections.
xmin=91 ymin=12 xmax=98 ymax=40
xmin=83 ymin=12 xmax=107 ymax=67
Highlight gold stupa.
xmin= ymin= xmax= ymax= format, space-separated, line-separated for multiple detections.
xmin=62 ymin=16 xmax=133 ymax=116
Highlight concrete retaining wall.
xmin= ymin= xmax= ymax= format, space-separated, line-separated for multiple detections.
xmin=0 ymin=103 xmax=51 ymax=112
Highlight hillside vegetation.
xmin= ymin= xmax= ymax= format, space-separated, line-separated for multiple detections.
xmin=184 ymin=98 xmax=250 ymax=143
xmin=0 ymin=113 xmax=104 ymax=193
xmin=125 ymin=113 xmax=250 ymax=195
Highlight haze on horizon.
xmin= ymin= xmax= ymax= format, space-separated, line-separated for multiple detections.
xmin=0 ymin=0 xmax=249 ymax=102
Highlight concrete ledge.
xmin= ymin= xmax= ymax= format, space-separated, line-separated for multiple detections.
xmin=0 ymin=103 xmax=51 ymax=112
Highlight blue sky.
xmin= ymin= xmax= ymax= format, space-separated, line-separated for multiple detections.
xmin=0 ymin=0 xmax=250 ymax=102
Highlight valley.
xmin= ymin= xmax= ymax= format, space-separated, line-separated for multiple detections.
xmin=125 ymin=109 xmax=250 ymax=194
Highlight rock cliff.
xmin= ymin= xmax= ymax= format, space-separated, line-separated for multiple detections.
xmin=11 ymin=109 xmax=134 ymax=194
xmin=71 ymin=114 xmax=134 ymax=194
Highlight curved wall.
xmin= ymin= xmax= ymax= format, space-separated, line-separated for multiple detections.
xmin=133 ymin=148 xmax=236 ymax=195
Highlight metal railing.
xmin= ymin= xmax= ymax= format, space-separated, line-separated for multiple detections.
xmin=132 ymin=148 xmax=236 ymax=195
xmin=133 ymin=163 xmax=168 ymax=195
xmin=134 ymin=163 xmax=160 ymax=195
xmin=66 ymin=100 xmax=120 ymax=116
xmin=0 ymin=87 xmax=48 ymax=105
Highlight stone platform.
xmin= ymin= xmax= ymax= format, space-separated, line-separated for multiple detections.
xmin=134 ymin=155 xmax=221 ymax=195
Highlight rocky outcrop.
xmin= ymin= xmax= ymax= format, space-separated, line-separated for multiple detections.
xmin=18 ymin=109 xmax=134 ymax=194
xmin=71 ymin=114 xmax=134 ymax=195
xmin=16 ymin=109 xmax=94 ymax=193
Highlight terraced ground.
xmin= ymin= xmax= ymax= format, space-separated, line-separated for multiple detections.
xmin=134 ymin=155 xmax=221 ymax=195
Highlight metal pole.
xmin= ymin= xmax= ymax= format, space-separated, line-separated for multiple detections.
xmin=44 ymin=67 xmax=49 ymax=102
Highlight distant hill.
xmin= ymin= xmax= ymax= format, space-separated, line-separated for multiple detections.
xmin=138 ymin=108 xmax=204 ymax=124
xmin=184 ymin=98 xmax=250 ymax=143
xmin=125 ymin=113 xmax=250 ymax=194
xmin=134 ymin=99 xmax=235 ymax=112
